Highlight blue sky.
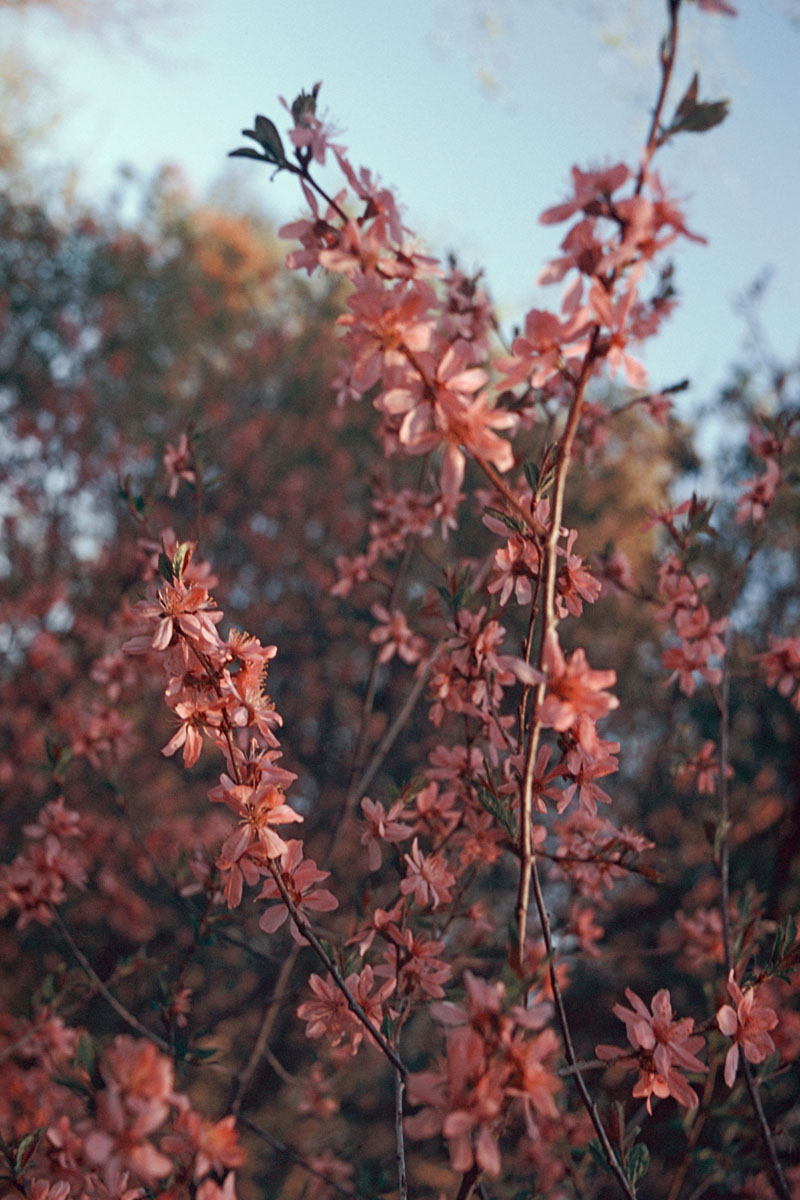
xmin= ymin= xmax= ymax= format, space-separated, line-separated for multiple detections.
xmin=4 ymin=0 xmax=799 ymax=401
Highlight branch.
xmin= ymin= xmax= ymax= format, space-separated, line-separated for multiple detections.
xmin=230 ymin=943 xmax=301 ymax=1114
xmin=264 ymin=859 xmax=406 ymax=1077
xmin=52 ymin=907 xmax=171 ymax=1054
xmin=395 ymin=1066 xmax=408 ymax=1200
xmin=239 ymin=1115 xmax=365 ymax=1200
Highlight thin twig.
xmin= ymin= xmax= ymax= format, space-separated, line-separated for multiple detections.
xmin=52 ymin=907 xmax=171 ymax=1054
xmin=740 ymin=1059 xmax=790 ymax=1200
xmin=264 ymin=859 xmax=406 ymax=1077
xmin=512 ymin=327 xmax=600 ymax=967
xmin=349 ymin=641 xmax=441 ymax=803
xmin=395 ymin=1066 xmax=408 ymax=1200
xmin=231 ymin=943 xmax=301 ymax=1114
xmin=527 ymin=854 xmax=636 ymax=1200
xmin=238 ymin=1115 xmax=366 ymax=1200
xmin=716 ymin=648 xmax=790 ymax=1200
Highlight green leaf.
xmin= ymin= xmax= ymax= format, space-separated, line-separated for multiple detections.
xmin=37 ymin=974 xmax=57 ymax=1004
xmin=779 ymin=915 xmax=797 ymax=958
xmin=627 ymin=1142 xmax=650 ymax=1187
xmin=158 ymin=550 xmax=174 ymax=583
xmin=188 ymin=1045 xmax=219 ymax=1062
xmin=523 ymin=460 xmax=540 ymax=491
xmin=483 ymin=504 xmax=524 ymax=533
xmin=476 ymin=785 xmax=517 ymax=838
xmin=14 ymin=1130 xmax=42 ymax=1175
xmin=76 ymin=1032 xmax=96 ymax=1072
xmin=228 ymin=147 xmax=269 ymax=162
xmin=253 ymin=115 xmax=287 ymax=165
xmin=667 ymin=75 xmax=729 ymax=136
xmin=171 ymin=541 xmax=192 ymax=581
xmin=588 ymin=1138 xmax=614 ymax=1176
xmin=672 ymin=72 xmax=700 ymax=124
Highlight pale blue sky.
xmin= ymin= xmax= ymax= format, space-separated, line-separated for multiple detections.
xmin=5 ymin=0 xmax=799 ymax=400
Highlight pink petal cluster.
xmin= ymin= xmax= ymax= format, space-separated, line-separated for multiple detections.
xmin=596 ymin=988 xmax=707 ymax=1112
xmin=716 ymin=971 xmax=778 ymax=1086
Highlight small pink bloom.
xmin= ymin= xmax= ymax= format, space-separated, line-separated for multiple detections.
xmin=400 ymin=837 xmax=455 ymax=910
xmin=716 ymin=970 xmax=778 ymax=1087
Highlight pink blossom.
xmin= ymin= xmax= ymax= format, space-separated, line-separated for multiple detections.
xmin=717 ymin=971 xmax=778 ymax=1086
xmin=163 ymin=432 xmax=196 ymax=498
xmin=369 ymin=603 xmax=425 ymax=664
xmin=257 ymin=839 xmax=338 ymax=943
xmin=297 ymin=966 xmax=394 ymax=1055
xmin=539 ymin=162 xmax=630 ymax=226
xmin=735 ymin=456 xmax=780 ymax=525
xmin=360 ymin=796 xmax=414 ymax=870
xmin=538 ymin=631 xmax=618 ymax=732
xmin=755 ymin=635 xmax=800 ymax=710
xmin=400 ymin=837 xmax=455 ymax=910
xmin=596 ymin=988 xmax=706 ymax=1113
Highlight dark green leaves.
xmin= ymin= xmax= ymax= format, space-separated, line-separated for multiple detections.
xmin=229 ymin=114 xmax=288 ymax=169
xmin=665 ymin=73 xmax=730 ymax=139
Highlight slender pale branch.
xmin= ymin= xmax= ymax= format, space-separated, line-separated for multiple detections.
xmin=513 ymin=326 xmax=600 ymax=965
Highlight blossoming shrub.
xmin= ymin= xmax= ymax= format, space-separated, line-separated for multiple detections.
xmin=2 ymin=3 xmax=800 ymax=1199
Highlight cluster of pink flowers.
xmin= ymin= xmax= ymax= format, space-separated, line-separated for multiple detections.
xmin=405 ymin=972 xmax=559 ymax=1176
xmin=655 ymin=549 xmax=728 ymax=695
xmin=0 ymin=796 xmax=87 ymax=929
xmin=755 ymin=634 xmax=800 ymax=710
xmin=596 ymin=988 xmax=707 ymax=1113
xmin=736 ymin=425 xmax=784 ymax=526
xmin=716 ymin=971 xmax=779 ymax=1087
xmin=0 ymin=1028 xmax=244 ymax=1200
xmin=123 ymin=543 xmax=310 ymax=913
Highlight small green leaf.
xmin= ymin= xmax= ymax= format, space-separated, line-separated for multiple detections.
xmin=14 ymin=1130 xmax=42 ymax=1175
xmin=677 ymin=98 xmax=730 ymax=134
xmin=188 ymin=1045 xmax=219 ymax=1062
xmin=158 ymin=550 xmax=174 ymax=583
xmin=253 ymin=115 xmax=287 ymax=165
xmin=35 ymin=973 xmax=58 ymax=1005
xmin=171 ymin=541 xmax=192 ymax=581
xmin=672 ymin=72 xmax=700 ymax=124
xmin=476 ymin=785 xmax=517 ymax=838
xmin=780 ymin=915 xmax=797 ymax=957
xmin=76 ymin=1032 xmax=96 ymax=1072
xmin=483 ymin=504 xmax=524 ymax=533
xmin=523 ymin=460 xmax=540 ymax=491
xmin=667 ymin=75 xmax=729 ymax=136
xmin=588 ymin=1138 xmax=614 ymax=1176
xmin=627 ymin=1142 xmax=650 ymax=1187
xmin=228 ymin=147 xmax=269 ymax=162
